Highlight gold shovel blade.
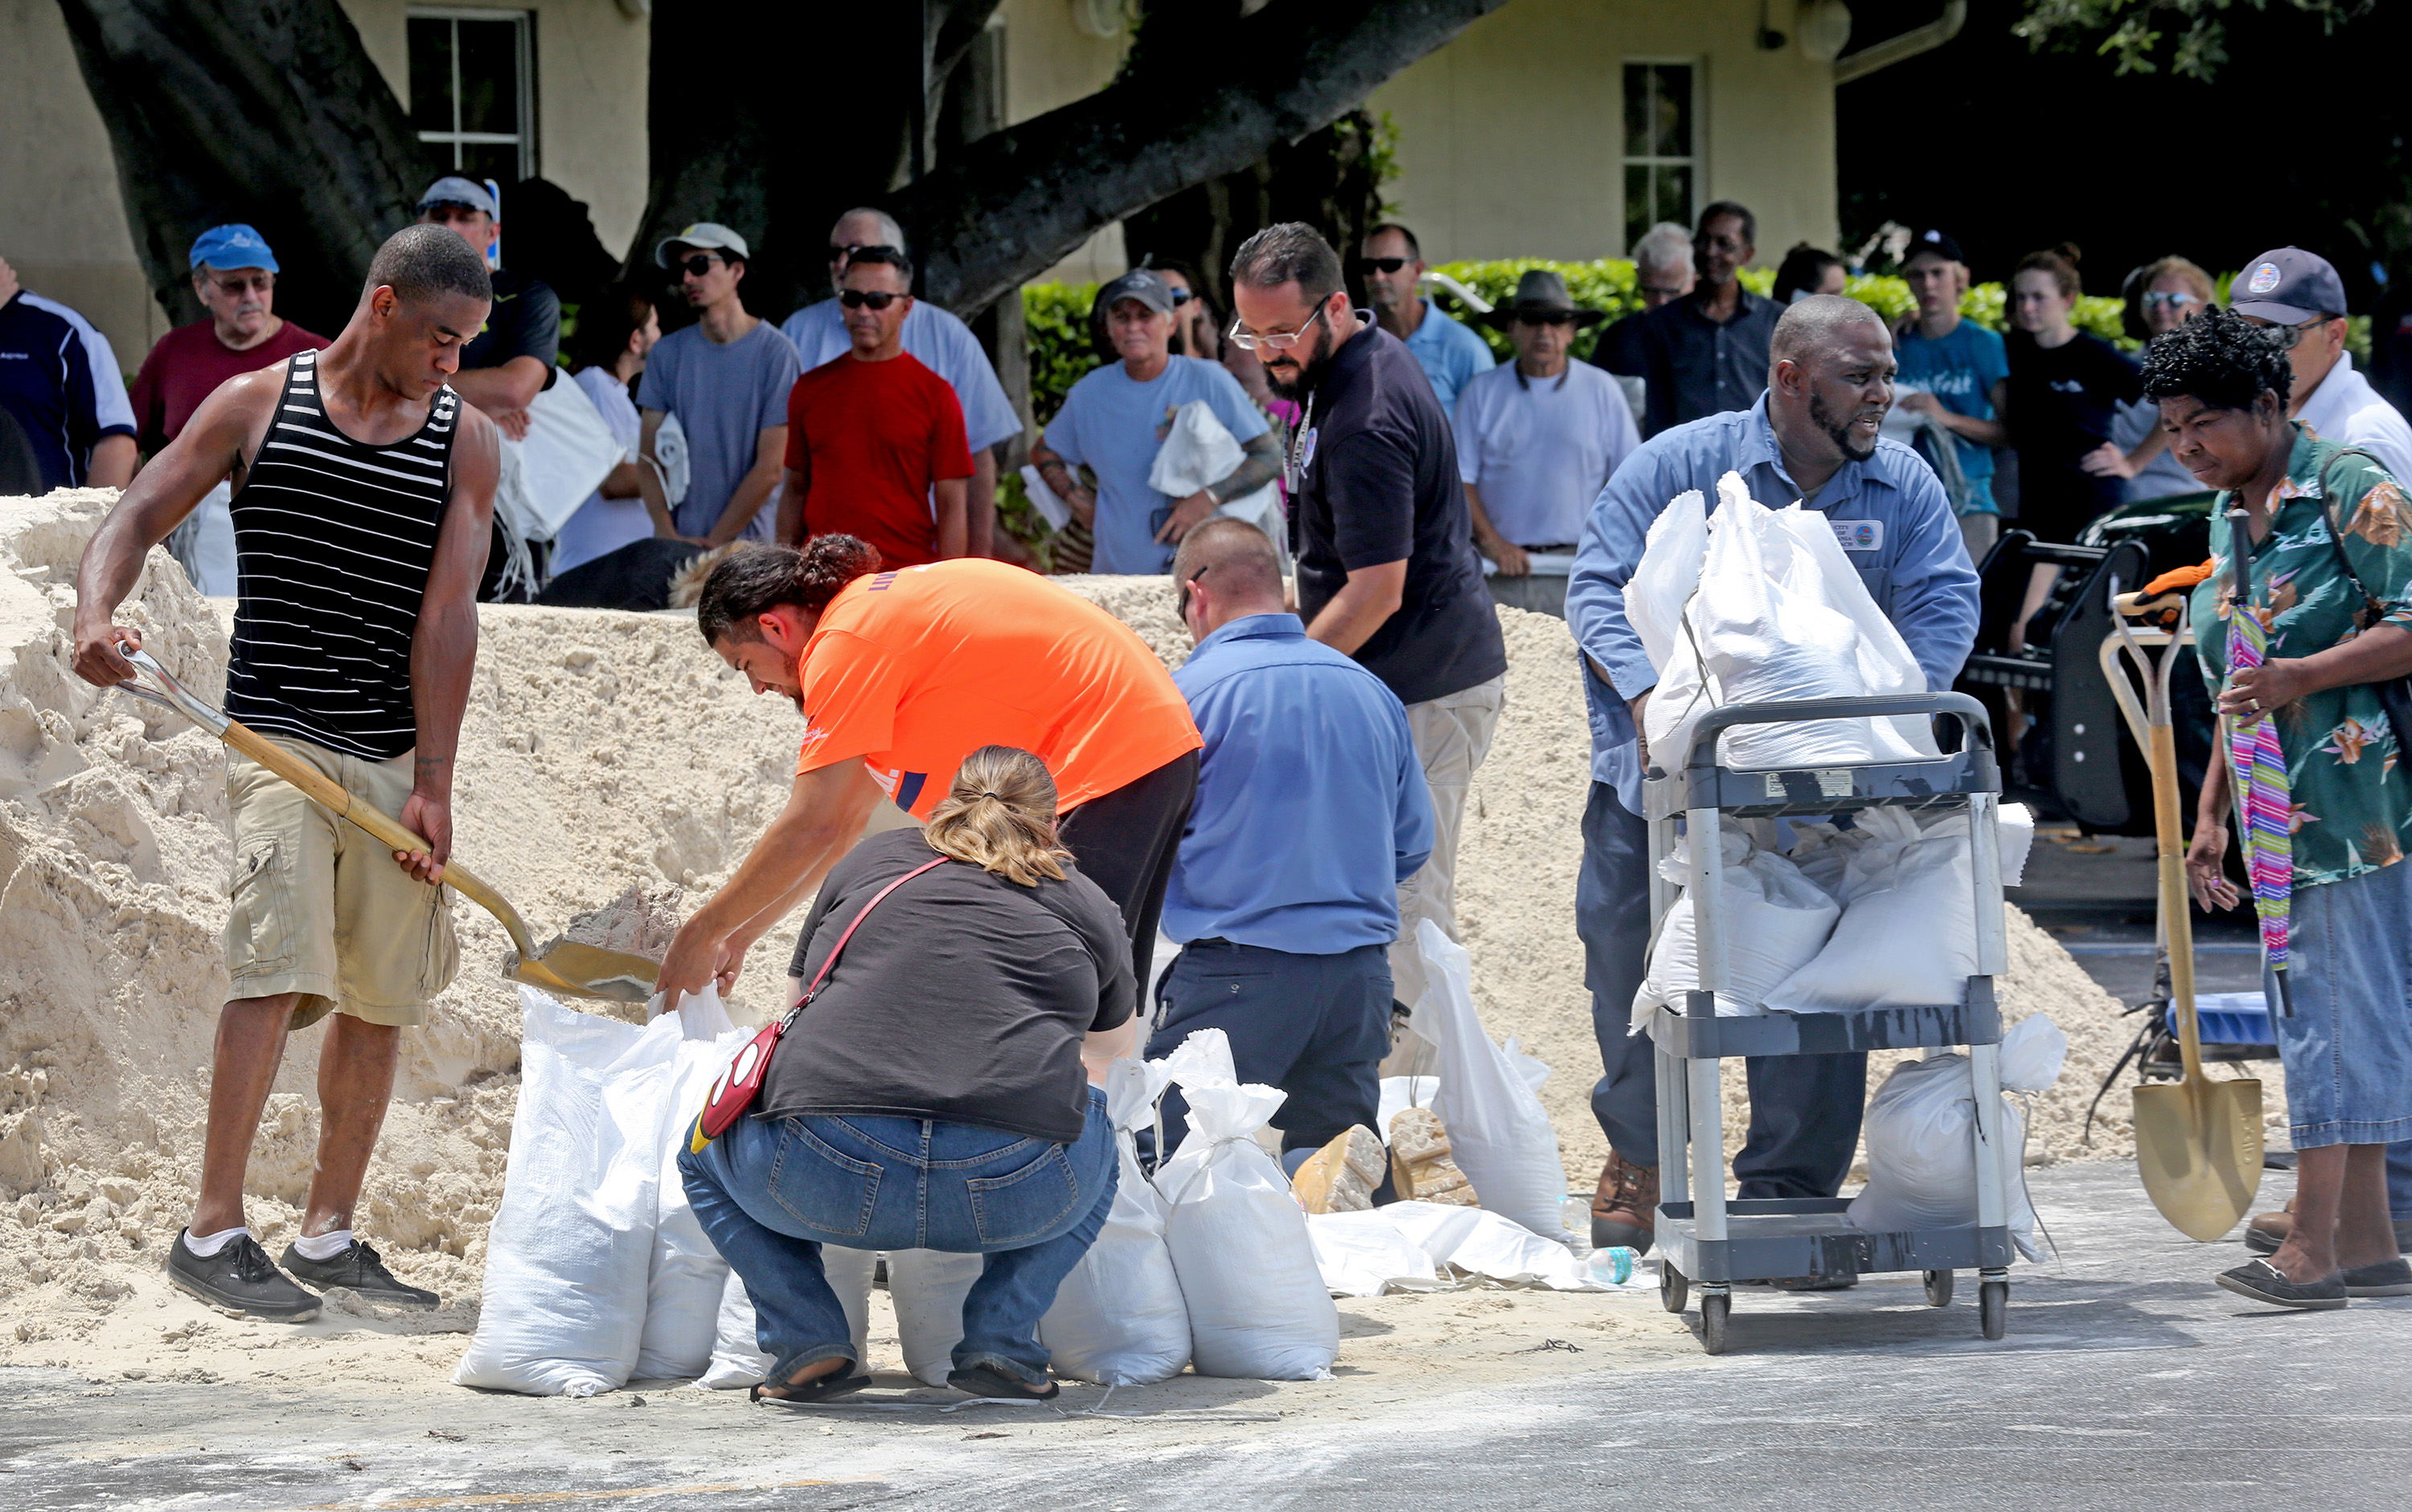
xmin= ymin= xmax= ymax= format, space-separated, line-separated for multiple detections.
xmin=508 ymin=941 xmax=661 ymax=1005
xmin=2132 ymin=1076 xmax=2265 ymax=1241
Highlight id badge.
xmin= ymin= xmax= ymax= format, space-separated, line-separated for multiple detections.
xmin=1830 ymin=518 xmax=1884 ymax=553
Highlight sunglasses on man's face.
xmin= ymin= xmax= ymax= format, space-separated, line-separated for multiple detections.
xmin=1357 ymin=256 xmax=1411 ymax=275
xmin=839 ymin=289 xmax=905 ymax=311
xmin=676 ymin=254 xmax=725 ymax=278
xmin=1517 ymin=311 xmax=1577 ymax=327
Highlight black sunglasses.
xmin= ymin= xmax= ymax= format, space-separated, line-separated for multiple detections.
xmin=1175 ymin=563 xmax=1210 ymax=616
xmin=1516 ymin=310 xmax=1578 ymax=326
xmin=839 ymin=289 xmax=905 ymax=310
xmin=675 ymin=253 xmax=725 ymax=277
xmin=1357 ymin=256 xmax=1411 ymax=274
xmin=1169 ymin=287 xmax=1195 ymax=306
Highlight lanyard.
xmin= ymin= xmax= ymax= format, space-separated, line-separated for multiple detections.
xmin=1284 ymin=391 xmax=1317 ymax=494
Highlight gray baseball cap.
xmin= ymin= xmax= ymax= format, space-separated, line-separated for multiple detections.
xmin=416 ymin=175 xmax=497 ymax=218
xmin=656 ymin=222 xmax=750 ymax=268
xmin=2231 ymin=247 xmax=2348 ymax=322
xmin=1095 ymin=268 xmax=1176 ymax=317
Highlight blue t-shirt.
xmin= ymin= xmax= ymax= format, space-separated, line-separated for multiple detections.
xmin=1895 ymin=318 xmax=2009 ymax=502
xmin=1401 ymin=299 xmax=1495 ymax=416
xmin=1042 ymin=355 xmax=1269 ymax=574
xmin=636 ymin=319 xmax=801 ymax=542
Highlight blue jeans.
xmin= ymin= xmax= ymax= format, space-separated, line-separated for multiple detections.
xmin=1577 ymin=780 xmax=1866 ymax=1199
xmin=678 ymin=1088 xmax=1116 ymax=1390
xmin=2266 ymin=863 xmax=2412 ymax=1151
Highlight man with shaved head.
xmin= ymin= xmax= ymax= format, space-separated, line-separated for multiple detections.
xmin=1565 ymin=293 xmax=1979 ymax=1271
xmin=1151 ymin=518 xmax=1435 ymax=1164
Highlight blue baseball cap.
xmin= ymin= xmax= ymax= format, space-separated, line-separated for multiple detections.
xmin=2231 ymin=247 xmax=2348 ymax=322
xmin=188 ymin=223 xmax=278 ymax=273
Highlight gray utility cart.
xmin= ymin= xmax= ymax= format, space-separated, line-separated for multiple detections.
xmin=1645 ymin=693 xmax=2016 ymax=1355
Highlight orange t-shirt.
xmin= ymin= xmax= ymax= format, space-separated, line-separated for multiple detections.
xmin=794 ymin=559 xmax=1201 ymax=817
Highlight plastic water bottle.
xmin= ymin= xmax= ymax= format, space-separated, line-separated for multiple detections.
xmin=1587 ymin=1246 xmax=1639 ymax=1286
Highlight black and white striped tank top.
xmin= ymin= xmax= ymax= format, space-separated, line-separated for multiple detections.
xmin=224 ymin=349 xmax=462 ymax=761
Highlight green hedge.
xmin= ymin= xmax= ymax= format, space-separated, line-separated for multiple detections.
xmin=1024 ymin=281 xmax=1101 ymax=430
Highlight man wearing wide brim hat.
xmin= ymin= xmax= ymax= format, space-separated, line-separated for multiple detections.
xmin=1452 ymin=269 xmax=1635 ymax=578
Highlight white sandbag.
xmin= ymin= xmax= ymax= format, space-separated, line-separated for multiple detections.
xmin=1157 ymin=1045 xmax=1339 ymax=1380
xmin=453 ymin=989 xmax=679 ymax=1396
xmin=1636 ymin=829 xmax=1839 ymax=1022
xmin=1766 ymin=805 xmax=2035 ymax=1012
xmin=1379 ymin=1201 xmax=1607 ymax=1290
xmin=1306 ymin=1208 xmax=1446 ymax=1297
xmin=634 ymin=988 xmax=747 ymax=1381
xmin=891 ymin=1247 xmax=986 ymax=1387
xmin=1630 ymin=487 xmax=1712 ymax=768
xmin=1849 ymin=1014 xmax=2065 ymax=1261
xmin=1413 ymin=920 xmax=1576 ymax=1242
xmin=1148 ymin=400 xmax=1249 ymax=498
xmin=696 ymin=1247 xmax=876 ymax=1391
xmin=1038 ymin=1058 xmax=1191 ymax=1385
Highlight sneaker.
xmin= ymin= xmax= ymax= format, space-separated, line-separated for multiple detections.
xmin=166 ymin=1229 xmax=322 ymax=1321
xmin=279 ymin=1238 xmax=439 ymax=1308
xmin=1591 ymin=1152 xmax=1659 ymax=1255
xmin=2342 ymin=1257 xmax=2412 ymax=1297
xmin=2215 ymin=1257 xmax=2348 ymax=1311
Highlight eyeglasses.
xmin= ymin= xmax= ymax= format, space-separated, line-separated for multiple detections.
xmin=1175 ymin=563 xmax=1210 ymax=616
xmin=2258 ymin=315 xmax=2331 ymax=350
xmin=2141 ymin=291 xmax=2202 ymax=311
xmin=206 ymin=273 xmax=275 ymax=295
xmin=838 ymin=289 xmax=904 ymax=310
xmin=1169 ymin=287 xmax=1196 ymax=307
xmin=1357 ymin=256 xmax=1411 ymax=275
xmin=1228 ymin=299 xmax=1333 ymax=352
xmin=675 ymin=254 xmax=725 ymax=277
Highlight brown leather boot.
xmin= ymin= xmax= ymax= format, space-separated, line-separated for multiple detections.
xmin=1592 ymin=1151 xmax=1660 ymax=1255
xmin=2244 ymin=1199 xmax=2295 ymax=1256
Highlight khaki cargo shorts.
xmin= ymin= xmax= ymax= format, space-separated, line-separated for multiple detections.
xmin=223 ymin=736 xmax=459 ymax=1030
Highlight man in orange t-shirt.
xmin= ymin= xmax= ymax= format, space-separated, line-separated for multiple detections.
xmin=654 ymin=538 xmax=1200 ymax=1014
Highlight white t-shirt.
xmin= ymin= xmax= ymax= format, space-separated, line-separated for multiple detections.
xmin=1452 ymin=360 xmax=1639 ymax=547
xmin=780 ymin=299 xmax=1023 ymax=453
xmin=549 ymin=367 xmax=648 ymax=576
xmin=2296 ymin=350 xmax=2412 ymax=483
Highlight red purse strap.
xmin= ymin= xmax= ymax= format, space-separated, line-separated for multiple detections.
xmin=797 ymin=855 xmax=949 ymax=1007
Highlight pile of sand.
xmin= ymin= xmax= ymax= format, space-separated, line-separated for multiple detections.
xmin=0 ymin=497 xmax=2175 ymax=1365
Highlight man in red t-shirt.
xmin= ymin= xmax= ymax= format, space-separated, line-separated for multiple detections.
xmin=130 ymin=226 xmax=328 ymax=457
xmin=776 ymin=246 xmax=974 ymax=565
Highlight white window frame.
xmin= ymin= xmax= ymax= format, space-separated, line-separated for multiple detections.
xmin=408 ymin=7 xmax=538 ymax=182
xmin=1621 ymin=58 xmax=1702 ymax=248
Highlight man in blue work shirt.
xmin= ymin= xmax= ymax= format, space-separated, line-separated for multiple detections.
xmin=1360 ymin=223 xmax=1494 ymax=416
xmin=1566 ymin=295 xmax=1979 ymax=1268
xmin=1148 ymin=516 xmax=1436 ymax=1165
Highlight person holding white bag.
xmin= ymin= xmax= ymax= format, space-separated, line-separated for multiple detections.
xmin=1565 ymin=295 xmax=1979 ymax=1266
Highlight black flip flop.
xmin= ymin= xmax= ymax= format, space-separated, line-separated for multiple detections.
xmin=2215 ymin=1257 xmax=2348 ymax=1310
xmin=946 ymin=1363 xmax=1058 ymax=1401
xmin=750 ymin=1367 xmax=870 ymax=1406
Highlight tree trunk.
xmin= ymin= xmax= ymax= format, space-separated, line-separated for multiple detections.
xmin=53 ymin=0 xmax=429 ymax=339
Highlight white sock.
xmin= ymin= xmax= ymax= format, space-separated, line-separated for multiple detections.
xmin=183 ymin=1225 xmax=251 ymax=1258
xmin=291 ymin=1228 xmax=356 ymax=1261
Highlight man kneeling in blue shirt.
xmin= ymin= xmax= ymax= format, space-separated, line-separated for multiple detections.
xmin=1151 ymin=518 xmax=1436 ymax=1168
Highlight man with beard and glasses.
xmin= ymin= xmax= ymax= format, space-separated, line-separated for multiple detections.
xmin=1564 ymin=295 xmax=1979 ymax=1272
xmin=1227 ymin=222 xmax=1507 ymax=1039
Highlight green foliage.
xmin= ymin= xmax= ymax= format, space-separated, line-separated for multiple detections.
xmin=1023 ymin=281 xmax=1101 ymax=429
xmin=992 ymin=465 xmax=1060 ymax=566
xmin=2014 ymin=0 xmax=2370 ymax=81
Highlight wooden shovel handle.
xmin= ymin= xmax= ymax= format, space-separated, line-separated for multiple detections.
xmin=219 ymin=720 xmax=531 ymax=952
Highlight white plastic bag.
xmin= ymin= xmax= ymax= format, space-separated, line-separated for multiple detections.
xmin=696 ymin=1247 xmax=876 ymax=1391
xmin=1413 ymin=920 xmax=1577 ymax=1242
xmin=1636 ymin=829 xmax=1839 ymax=1021
xmin=1629 ymin=488 xmax=1711 ymax=767
xmin=634 ymin=988 xmax=747 ymax=1381
xmin=1149 ymin=400 xmax=1248 ymax=498
xmin=453 ymin=989 xmax=679 ymax=1396
xmin=1766 ymin=805 xmax=2035 ymax=1012
xmin=1849 ymin=1014 xmax=2065 ymax=1261
xmin=1156 ymin=1032 xmax=1339 ymax=1379
xmin=1038 ymin=1059 xmax=1192 ymax=1385
xmin=891 ymin=1248 xmax=985 ymax=1387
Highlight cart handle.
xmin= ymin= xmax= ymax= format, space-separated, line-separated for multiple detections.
xmin=1681 ymin=692 xmax=1994 ymax=774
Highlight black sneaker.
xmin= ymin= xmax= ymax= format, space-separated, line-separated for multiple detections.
xmin=279 ymin=1237 xmax=440 ymax=1308
xmin=166 ymin=1229 xmax=322 ymax=1321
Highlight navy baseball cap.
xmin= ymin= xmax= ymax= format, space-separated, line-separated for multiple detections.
xmin=189 ymin=223 xmax=278 ymax=273
xmin=1904 ymin=228 xmax=1967 ymax=266
xmin=2231 ymin=248 xmax=2348 ymax=322
xmin=416 ymin=175 xmax=498 ymax=218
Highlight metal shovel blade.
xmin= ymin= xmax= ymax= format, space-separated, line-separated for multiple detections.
xmin=2132 ymin=1076 xmax=2264 ymax=1241
xmin=507 ymin=940 xmax=658 ymax=1005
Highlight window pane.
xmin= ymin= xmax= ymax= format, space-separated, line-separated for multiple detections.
xmin=408 ymin=17 xmax=454 ymax=135
xmin=456 ymin=18 xmax=521 ymax=137
xmin=1622 ymin=64 xmax=1650 ymax=158
xmin=1626 ymin=163 xmax=1652 ymax=254
xmin=1661 ymin=164 xmax=1693 ymax=234
xmin=460 ymin=143 xmax=519 ymax=189
xmin=1652 ymin=65 xmax=1692 ymax=158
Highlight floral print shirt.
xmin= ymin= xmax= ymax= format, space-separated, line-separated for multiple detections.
xmin=2192 ymin=427 xmax=2412 ymax=887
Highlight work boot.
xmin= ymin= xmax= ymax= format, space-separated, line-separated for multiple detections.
xmin=166 ymin=1229 xmax=321 ymax=1321
xmin=280 ymin=1237 xmax=440 ymax=1308
xmin=1592 ymin=1152 xmax=1659 ymax=1255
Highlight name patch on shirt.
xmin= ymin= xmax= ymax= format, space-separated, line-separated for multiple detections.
xmin=1830 ymin=518 xmax=1884 ymax=553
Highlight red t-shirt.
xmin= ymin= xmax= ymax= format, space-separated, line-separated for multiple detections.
xmin=784 ymin=350 xmax=974 ymax=568
xmin=129 ymin=319 xmax=329 ymax=450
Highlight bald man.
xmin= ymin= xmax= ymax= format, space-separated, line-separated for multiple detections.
xmin=1565 ymin=295 xmax=1979 ymax=1267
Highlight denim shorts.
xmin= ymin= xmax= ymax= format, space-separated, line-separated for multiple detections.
xmin=2267 ymin=860 xmax=2412 ymax=1149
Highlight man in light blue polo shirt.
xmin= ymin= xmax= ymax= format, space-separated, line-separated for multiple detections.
xmin=1148 ymin=518 xmax=1435 ymax=1164
xmin=1565 ymin=295 xmax=1979 ymax=1262
xmin=1360 ymin=223 xmax=1494 ymax=415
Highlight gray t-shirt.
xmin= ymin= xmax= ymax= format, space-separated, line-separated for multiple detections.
xmin=637 ymin=318 xmax=800 ymax=541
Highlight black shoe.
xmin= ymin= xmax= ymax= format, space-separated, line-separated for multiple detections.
xmin=2343 ymin=1258 xmax=2412 ymax=1297
xmin=279 ymin=1237 xmax=439 ymax=1308
xmin=2215 ymin=1257 xmax=2348 ymax=1310
xmin=166 ymin=1230 xmax=321 ymax=1321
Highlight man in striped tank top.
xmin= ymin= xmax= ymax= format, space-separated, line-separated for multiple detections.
xmin=72 ymin=226 xmax=502 ymax=1321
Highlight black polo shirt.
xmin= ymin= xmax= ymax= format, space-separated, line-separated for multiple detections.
xmin=1291 ymin=315 xmax=1507 ymax=707
xmin=462 ymin=268 xmax=561 ymax=377
xmin=1637 ymin=284 xmax=1779 ymax=437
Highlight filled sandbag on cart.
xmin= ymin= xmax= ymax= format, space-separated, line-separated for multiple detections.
xmin=1635 ymin=827 xmax=1839 ymax=1021
xmin=1849 ymin=1013 xmax=2067 ymax=1260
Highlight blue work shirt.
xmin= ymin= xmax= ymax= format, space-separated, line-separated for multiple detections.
xmin=1164 ymin=613 xmax=1435 ymax=953
xmin=1566 ymin=394 xmax=1980 ymax=813
xmin=1401 ymin=299 xmax=1495 ymax=416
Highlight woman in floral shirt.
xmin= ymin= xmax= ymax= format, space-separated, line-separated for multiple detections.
xmin=2147 ymin=306 xmax=2412 ymax=1309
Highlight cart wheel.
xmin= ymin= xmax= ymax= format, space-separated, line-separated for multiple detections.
xmin=1979 ymin=1279 xmax=2008 ymax=1340
xmin=1660 ymin=1262 xmax=1688 ymax=1313
xmin=1923 ymin=1269 xmax=1955 ymax=1308
xmin=1700 ymin=1290 xmax=1730 ymax=1354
